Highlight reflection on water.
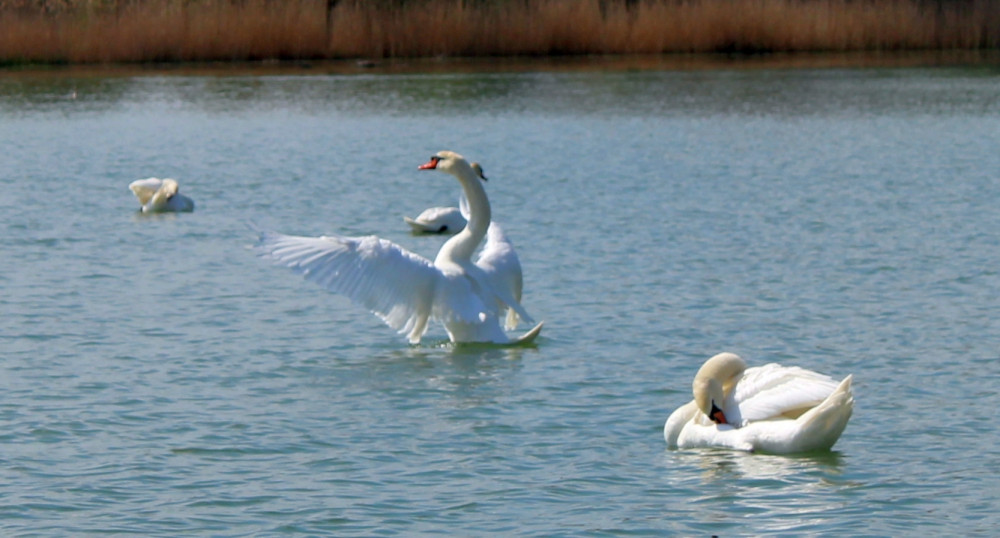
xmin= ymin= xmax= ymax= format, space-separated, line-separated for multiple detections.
xmin=676 ymin=449 xmax=845 ymax=483
xmin=660 ymin=449 xmax=859 ymax=534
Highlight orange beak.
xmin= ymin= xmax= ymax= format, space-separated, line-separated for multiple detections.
xmin=418 ymin=157 xmax=439 ymax=170
xmin=709 ymin=402 xmax=728 ymax=425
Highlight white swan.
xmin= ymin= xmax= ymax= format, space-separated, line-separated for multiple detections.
xmin=451 ymin=163 xmax=524 ymax=330
xmin=404 ymin=206 xmax=466 ymax=234
xmin=255 ymin=151 xmax=542 ymax=345
xmin=664 ymin=352 xmax=853 ymax=454
xmin=129 ymin=177 xmax=194 ymax=213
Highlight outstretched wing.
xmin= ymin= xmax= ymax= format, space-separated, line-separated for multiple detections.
xmin=256 ymin=231 xmax=440 ymax=343
xmin=128 ymin=177 xmax=163 ymax=206
xmin=475 ymin=222 xmax=530 ymax=329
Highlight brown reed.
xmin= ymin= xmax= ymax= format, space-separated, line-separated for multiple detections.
xmin=1 ymin=0 xmax=998 ymax=65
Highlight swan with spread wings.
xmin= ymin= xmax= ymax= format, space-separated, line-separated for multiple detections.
xmin=255 ymin=151 xmax=541 ymax=345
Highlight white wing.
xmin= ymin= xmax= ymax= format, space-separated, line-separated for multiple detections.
xmin=731 ymin=364 xmax=841 ymax=424
xmin=129 ymin=177 xmax=163 ymax=206
xmin=475 ymin=222 xmax=526 ymax=329
xmin=256 ymin=231 xmax=441 ymax=343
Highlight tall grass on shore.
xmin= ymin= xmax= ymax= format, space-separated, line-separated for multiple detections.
xmin=2 ymin=0 xmax=999 ymax=65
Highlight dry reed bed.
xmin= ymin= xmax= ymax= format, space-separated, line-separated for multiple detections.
xmin=1 ymin=0 xmax=998 ymax=65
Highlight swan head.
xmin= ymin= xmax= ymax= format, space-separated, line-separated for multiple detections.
xmin=418 ymin=151 xmax=486 ymax=182
xmin=692 ymin=352 xmax=747 ymax=425
xmin=470 ymin=162 xmax=487 ymax=181
xmin=161 ymin=178 xmax=180 ymax=200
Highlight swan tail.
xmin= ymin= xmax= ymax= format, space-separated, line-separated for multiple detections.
xmin=513 ymin=321 xmax=543 ymax=345
xmin=794 ymin=375 xmax=854 ymax=452
xmin=403 ymin=217 xmax=426 ymax=233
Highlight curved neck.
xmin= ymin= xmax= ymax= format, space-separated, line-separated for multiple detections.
xmin=436 ymin=165 xmax=490 ymax=265
xmin=693 ymin=353 xmax=746 ymax=416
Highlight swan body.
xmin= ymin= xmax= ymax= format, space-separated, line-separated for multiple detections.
xmin=129 ymin=177 xmax=194 ymax=213
xmin=404 ymin=206 xmax=467 ymax=234
xmin=256 ymin=151 xmax=540 ymax=345
xmin=664 ymin=352 xmax=853 ymax=454
xmin=455 ymin=163 xmax=524 ymax=330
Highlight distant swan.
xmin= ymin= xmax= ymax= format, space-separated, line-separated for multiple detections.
xmin=129 ymin=177 xmax=194 ymax=213
xmin=255 ymin=151 xmax=542 ymax=345
xmin=664 ymin=352 xmax=853 ymax=454
xmin=404 ymin=206 xmax=466 ymax=234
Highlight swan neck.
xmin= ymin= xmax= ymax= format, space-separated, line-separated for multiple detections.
xmin=436 ymin=166 xmax=490 ymax=264
xmin=693 ymin=353 xmax=747 ymax=416
xmin=462 ymin=172 xmax=490 ymax=237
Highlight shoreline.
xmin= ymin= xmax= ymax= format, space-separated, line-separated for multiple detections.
xmin=3 ymin=49 xmax=999 ymax=77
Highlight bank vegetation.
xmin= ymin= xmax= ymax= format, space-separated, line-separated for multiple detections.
xmin=1 ymin=0 xmax=998 ymax=65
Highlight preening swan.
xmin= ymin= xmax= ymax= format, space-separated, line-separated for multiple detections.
xmin=255 ymin=151 xmax=542 ymax=345
xmin=129 ymin=177 xmax=194 ymax=213
xmin=664 ymin=352 xmax=853 ymax=454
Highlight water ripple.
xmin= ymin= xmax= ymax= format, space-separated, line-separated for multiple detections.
xmin=2 ymin=63 xmax=1000 ymax=535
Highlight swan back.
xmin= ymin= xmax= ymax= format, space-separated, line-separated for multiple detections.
xmin=404 ymin=206 xmax=467 ymax=234
xmin=738 ymin=374 xmax=854 ymax=453
xmin=731 ymin=363 xmax=842 ymax=425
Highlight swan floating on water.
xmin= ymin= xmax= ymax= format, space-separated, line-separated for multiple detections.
xmin=129 ymin=177 xmax=194 ymax=213
xmin=404 ymin=206 xmax=466 ymax=234
xmin=664 ymin=352 xmax=853 ymax=454
xmin=255 ymin=151 xmax=542 ymax=345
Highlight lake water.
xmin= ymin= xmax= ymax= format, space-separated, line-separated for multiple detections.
xmin=2 ymin=55 xmax=1000 ymax=535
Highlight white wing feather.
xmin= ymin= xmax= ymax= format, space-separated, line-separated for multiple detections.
xmin=731 ymin=364 xmax=841 ymax=424
xmin=475 ymin=222 xmax=526 ymax=330
xmin=256 ymin=231 xmax=441 ymax=343
xmin=129 ymin=177 xmax=163 ymax=206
